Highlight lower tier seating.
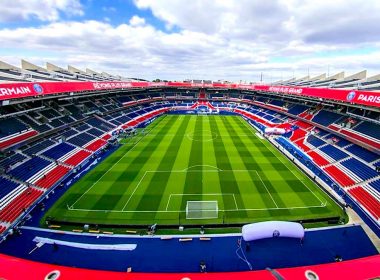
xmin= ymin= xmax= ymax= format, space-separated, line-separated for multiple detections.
xmin=85 ymin=139 xmax=107 ymax=152
xmin=323 ymin=165 xmax=356 ymax=187
xmin=0 ymin=188 xmax=42 ymax=223
xmin=308 ymin=151 xmax=330 ymax=166
xmin=349 ymin=187 xmax=380 ymax=219
xmin=34 ymin=165 xmax=71 ymax=189
xmin=64 ymin=150 xmax=92 ymax=166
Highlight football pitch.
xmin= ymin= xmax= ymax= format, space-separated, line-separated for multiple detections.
xmin=44 ymin=115 xmax=345 ymax=227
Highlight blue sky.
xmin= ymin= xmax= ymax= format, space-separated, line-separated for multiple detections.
xmin=0 ymin=0 xmax=379 ymax=82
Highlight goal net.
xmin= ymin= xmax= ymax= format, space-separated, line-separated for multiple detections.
xmin=186 ymin=201 xmax=218 ymax=219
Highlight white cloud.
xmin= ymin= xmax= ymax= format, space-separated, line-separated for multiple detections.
xmin=129 ymin=15 xmax=146 ymax=27
xmin=1 ymin=0 xmax=380 ymax=82
xmin=0 ymin=0 xmax=83 ymax=22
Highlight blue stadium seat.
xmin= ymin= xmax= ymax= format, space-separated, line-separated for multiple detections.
xmin=9 ymin=157 xmax=51 ymax=181
xmin=369 ymin=179 xmax=380 ymax=192
xmin=341 ymin=158 xmax=378 ymax=180
xmin=287 ymin=104 xmax=308 ymax=115
xmin=311 ymin=110 xmax=344 ymax=126
xmin=42 ymin=143 xmax=76 ymax=160
xmin=320 ymin=145 xmax=348 ymax=161
xmin=0 ymin=118 xmax=28 ymax=138
xmin=353 ymin=121 xmax=380 ymax=140
xmin=307 ymin=135 xmax=326 ymax=147
xmin=345 ymin=145 xmax=379 ymax=163
xmin=23 ymin=140 xmax=56 ymax=156
xmin=0 ymin=177 xmax=20 ymax=200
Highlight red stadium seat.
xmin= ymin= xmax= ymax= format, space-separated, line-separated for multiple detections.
xmin=349 ymin=187 xmax=380 ymax=219
xmin=64 ymin=150 xmax=92 ymax=166
xmin=0 ymin=189 xmax=43 ymax=223
xmin=34 ymin=165 xmax=71 ymax=189
xmin=324 ymin=166 xmax=355 ymax=187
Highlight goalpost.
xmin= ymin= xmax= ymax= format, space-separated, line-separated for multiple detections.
xmin=186 ymin=201 xmax=218 ymax=219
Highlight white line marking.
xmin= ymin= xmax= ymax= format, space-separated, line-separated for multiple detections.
xmin=255 ymin=170 xmax=279 ymax=208
xmin=165 ymin=194 xmax=172 ymax=211
xmin=122 ymin=171 xmax=148 ymax=211
xmin=233 ymin=194 xmax=239 ymax=210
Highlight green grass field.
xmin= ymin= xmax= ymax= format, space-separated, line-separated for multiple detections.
xmin=44 ymin=115 xmax=345 ymax=227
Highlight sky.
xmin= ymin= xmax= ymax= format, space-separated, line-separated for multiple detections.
xmin=0 ymin=0 xmax=380 ymax=82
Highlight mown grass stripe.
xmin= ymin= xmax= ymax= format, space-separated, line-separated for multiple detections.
xmin=208 ymin=116 xmax=248 ymax=220
xmin=180 ymin=116 xmax=204 ymax=211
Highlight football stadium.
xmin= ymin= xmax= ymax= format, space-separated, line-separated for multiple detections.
xmin=0 ymin=1 xmax=380 ymax=279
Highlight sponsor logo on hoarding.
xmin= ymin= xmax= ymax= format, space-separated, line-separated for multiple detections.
xmin=33 ymin=83 xmax=44 ymax=94
xmin=346 ymin=91 xmax=356 ymax=102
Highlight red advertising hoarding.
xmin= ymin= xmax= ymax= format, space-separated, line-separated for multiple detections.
xmin=0 ymin=81 xmax=379 ymax=108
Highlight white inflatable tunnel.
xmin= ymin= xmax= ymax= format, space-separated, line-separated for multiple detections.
xmin=242 ymin=221 xmax=304 ymax=242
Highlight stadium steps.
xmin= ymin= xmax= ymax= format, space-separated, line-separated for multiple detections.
xmin=37 ymin=154 xmax=58 ymax=163
xmin=36 ymin=143 xmax=63 ymax=156
xmin=62 ymin=140 xmax=93 ymax=154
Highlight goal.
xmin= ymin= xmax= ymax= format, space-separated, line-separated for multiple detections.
xmin=186 ymin=201 xmax=218 ymax=219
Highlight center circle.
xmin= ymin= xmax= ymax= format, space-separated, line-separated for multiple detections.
xmin=187 ymin=130 xmax=217 ymax=142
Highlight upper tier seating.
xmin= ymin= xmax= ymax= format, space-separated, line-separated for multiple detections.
xmin=311 ymin=110 xmax=344 ymax=126
xmin=287 ymin=104 xmax=308 ymax=115
xmin=0 ymin=118 xmax=28 ymax=138
xmin=353 ymin=121 xmax=380 ymax=140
